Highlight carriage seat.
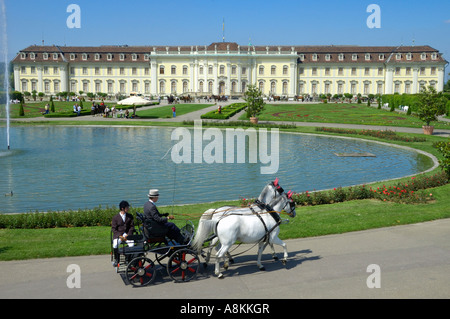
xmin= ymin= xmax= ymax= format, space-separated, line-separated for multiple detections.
xmin=136 ymin=213 xmax=168 ymax=244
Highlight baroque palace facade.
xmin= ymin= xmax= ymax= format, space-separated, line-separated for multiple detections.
xmin=12 ymin=42 xmax=447 ymax=98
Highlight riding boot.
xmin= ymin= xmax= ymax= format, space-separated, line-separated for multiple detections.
xmin=175 ymin=233 xmax=188 ymax=245
xmin=112 ymin=248 xmax=120 ymax=267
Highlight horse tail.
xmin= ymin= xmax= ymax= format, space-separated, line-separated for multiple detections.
xmin=192 ymin=211 xmax=218 ymax=253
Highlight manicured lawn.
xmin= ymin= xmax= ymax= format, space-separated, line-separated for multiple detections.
xmin=1 ymin=100 xmax=119 ymax=118
xmin=239 ymin=103 xmax=450 ymax=129
xmin=1 ymin=184 xmax=449 ymax=261
xmin=136 ymin=103 xmax=213 ymax=118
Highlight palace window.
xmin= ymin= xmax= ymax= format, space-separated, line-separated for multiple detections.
xmin=259 ymin=66 xmax=264 ymax=75
xmin=43 ymin=53 xmax=48 ymax=60
xmin=132 ymin=54 xmax=137 ymax=61
xmin=282 ymin=82 xmax=288 ymax=95
xmin=20 ymin=52 xmax=26 ymax=59
xmin=199 ymin=66 xmax=204 ymax=75
xmin=271 ymin=66 xmax=276 ymax=75
xmin=420 ymin=53 xmax=426 ymax=60
xmin=120 ymin=67 xmax=125 ymax=75
xmin=183 ymin=66 xmax=188 ymax=75
xmin=406 ymin=53 xmax=412 ymax=61
xmin=231 ymin=65 xmax=236 ymax=75
xmin=132 ymin=67 xmax=137 ymax=75
xmin=352 ymin=54 xmax=358 ymax=61
xmin=70 ymin=54 xmax=76 ymax=60
xmin=283 ymin=65 xmax=288 ymax=75
xmin=95 ymin=54 xmax=100 ymax=61
xmin=312 ymin=54 xmax=318 ymax=61
xmin=208 ymin=66 xmax=213 ymax=75
xmin=159 ymin=65 xmax=165 ymax=75
xmin=220 ymin=65 xmax=225 ymax=75
xmin=379 ymin=54 xmax=385 ymax=60
xmin=338 ymin=53 xmax=344 ymax=61
xmin=325 ymin=54 xmax=331 ymax=61
xmin=395 ymin=53 xmax=401 ymax=60
xmin=82 ymin=53 xmax=88 ymax=61
xmin=171 ymin=66 xmax=176 ymax=75
xmin=120 ymin=54 xmax=125 ymax=61
xmin=107 ymin=53 xmax=113 ymax=61
xmin=365 ymin=53 xmax=371 ymax=61
xmin=53 ymin=53 xmax=59 ymax=60
xmin=431 ymin=53 xmax=437 ymax=60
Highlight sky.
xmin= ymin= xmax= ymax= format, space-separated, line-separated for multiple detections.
xmin=1 ymin=0 xmax=449 ymax=78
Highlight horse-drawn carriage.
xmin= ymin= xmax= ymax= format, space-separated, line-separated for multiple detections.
xmin=111 ymin=213 xmax=199 ymax=287
xmin=112 ymin=178 xmax=296 ymax=284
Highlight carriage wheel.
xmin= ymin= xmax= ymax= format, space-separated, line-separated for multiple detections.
xmin=167 ymin=249 xmax=199 ymax=283
xmin=125 ymin=257 xmax=156 ymax=287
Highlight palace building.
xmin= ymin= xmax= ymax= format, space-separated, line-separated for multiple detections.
xmin=11 ymin=42 xmax=447 ymax=98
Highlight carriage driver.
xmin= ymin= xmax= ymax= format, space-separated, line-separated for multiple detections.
xmin=144 ymin=189 xmax=188 ymax=245
xmin=111 ymin=200 xmax=135 ymax=267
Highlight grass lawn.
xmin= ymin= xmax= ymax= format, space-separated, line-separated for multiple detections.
xmin=239 ymin=103 xmax=450 ymax=129
xmin=0 ymin=103 xmax=449 ymax=261
xmin=1 ymin=100 xmax=121 ymax=118
xmin=136 ymin=103 xmax=213 ymax=118
xmin=1 ymin=184 xmax=449 ymax=261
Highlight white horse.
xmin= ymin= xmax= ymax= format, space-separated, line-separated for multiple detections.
xmin=192 ymin=189 xmax=296 ymax=279
xmin=200 ymin=178 xmax=290 ymax=265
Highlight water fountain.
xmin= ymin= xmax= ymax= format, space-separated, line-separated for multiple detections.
xmin=1 ymin=0 xmax=10 ymax=150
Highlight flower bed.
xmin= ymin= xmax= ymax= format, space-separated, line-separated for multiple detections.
xmin=315 ymin=127 xmax=427 ymax=142
xmin=291 ymin=172 xmax=448 ymax=206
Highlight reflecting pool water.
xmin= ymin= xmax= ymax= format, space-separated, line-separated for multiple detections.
xmin=0 ymin=126 xmax=432 ymax=213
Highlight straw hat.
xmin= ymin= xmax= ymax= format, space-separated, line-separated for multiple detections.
xmin=148 ymin=189 xmax=159 ymax=197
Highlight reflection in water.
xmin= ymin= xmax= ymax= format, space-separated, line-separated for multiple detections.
xmin=0 ymin=126 xmax=432 ymax=214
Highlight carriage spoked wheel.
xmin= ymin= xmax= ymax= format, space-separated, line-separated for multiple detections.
xmin=125 ymin=257 xmax=156 ymax=287
xmin=167 ymin=248 xmax=199 ymax=283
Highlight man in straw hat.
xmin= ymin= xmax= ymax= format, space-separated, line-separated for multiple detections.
xmin=143 ymin=189 xmax=187 ymax=244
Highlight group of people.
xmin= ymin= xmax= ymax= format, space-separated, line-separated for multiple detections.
xmin=111 ymin=189 xmax=187 ymax=267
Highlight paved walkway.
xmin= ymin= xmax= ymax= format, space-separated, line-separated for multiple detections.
xmin=0 ymin=218 xmax=449 ymax=299
xmin=9 ymin=99 xmax=450 ymax=137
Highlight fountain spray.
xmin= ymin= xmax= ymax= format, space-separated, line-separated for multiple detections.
xmin=1 ymin=0 xmax=10 ymax=150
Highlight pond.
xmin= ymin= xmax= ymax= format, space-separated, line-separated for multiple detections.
xmin=0 ymin=126 xmax=433 ymax=214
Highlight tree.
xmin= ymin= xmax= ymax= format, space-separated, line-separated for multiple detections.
xmin=416 ymin=86 xmax=447 ymax=126
xmin=244 ymin=84 xmax=265 ymax=119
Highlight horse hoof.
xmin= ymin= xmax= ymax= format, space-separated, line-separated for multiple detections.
xmin=229 ymin=258 xmax=235 ymax=264
xmin=281 ymin=259 xmax=287 ymax=265
xmin=203 ymin=263 xmax=208 ymax=269
xmin=273 ymin=256 xmax=279 ymax=261
xmin=259 ymin=266 xmax=266 ymax=271
xmin=218 ymin=273 xmax=224 ymax=279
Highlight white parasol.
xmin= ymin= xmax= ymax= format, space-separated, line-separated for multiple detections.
xmin=117 ymin=96 xmax=152 ymax=106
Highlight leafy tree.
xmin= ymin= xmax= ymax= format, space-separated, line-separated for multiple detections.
xmin=244 ymin=84 xmax=265 ymax=118
xmin=416 ymin=86 xmax=447 ymax=126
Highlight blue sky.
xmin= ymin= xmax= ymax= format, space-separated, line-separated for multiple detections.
xmin=2 ymin=0 xmax=449 ymax=78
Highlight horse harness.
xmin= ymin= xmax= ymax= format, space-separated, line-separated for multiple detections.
xmin=251 ymin=199 xmax=282 ymax=243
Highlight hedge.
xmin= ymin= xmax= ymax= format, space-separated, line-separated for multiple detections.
xmin=201 ymin=102 xmax=246 ymax=119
